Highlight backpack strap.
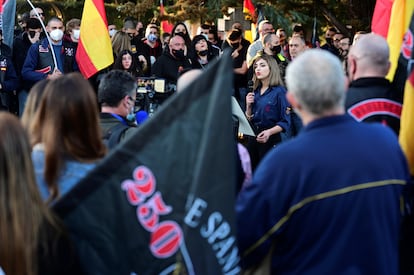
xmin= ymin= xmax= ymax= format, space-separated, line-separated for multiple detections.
xmin=103 ymin=123 xmax=130 ymax=149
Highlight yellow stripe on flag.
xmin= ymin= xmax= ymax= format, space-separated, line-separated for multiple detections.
xmin=77 ymin=0 xmax=113 ymax=78
xmin=399 ymin=71 xmax=414 ymax=175
xmin=386 ymin=0 xmax=414 ymax=80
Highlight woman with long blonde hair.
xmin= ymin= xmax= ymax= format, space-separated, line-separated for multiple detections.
xmin=245 ymin=53 xmax=290 ymax=169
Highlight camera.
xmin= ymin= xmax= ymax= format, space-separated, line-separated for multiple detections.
xmin=135 ymin=77 xmax=175 ymax=117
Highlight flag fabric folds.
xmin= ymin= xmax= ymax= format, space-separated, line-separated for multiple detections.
xmin=53 ymin=53 xmax=240 ymax=274
xmin=371 ymin=0 xmax=394 ymax=38
xmin=160 ymin=0 xmax=173 ymax=34
xmin=76 ymin=0 xmax=113 ymax=78
xmin=0 ymin=0 xmax=16 ymax=49
xmin=243 ymin=0 xmax=255 ymax=18
xmin=384 ymin=0 xmax=414 ymax=80
xmin=399 ymin=12 xmax=414 ymax=175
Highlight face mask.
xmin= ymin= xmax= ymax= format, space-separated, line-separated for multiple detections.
xmin=73 ymin=29 xmax=80 ymax=40
xmin=172 ymin=49 xmax=185 ymax=59
xmin=148 ymin=33 xmax=157 ymax=43
xmin=175 ymin=31 xmax=184 ymax=37
xmin=126 ymin=104 xmax=135 ymax=122
xmin=271 ymin=45 xmax=281 ymax=54
xmin=325 ymin=37 xmax=333 ymax=45
xmin=126 ymin=112 xmax=136 ymax=122
xmin=201 ymin=33 xmax=208 ymax=40
xmin=49 ymin=29 xmax=63 ymax=41
xmin=198 ymin=50 xmax=208 ymax=57
xmin=109 ymin=29 xmax=117 ymax=37
xmin=231 ymin=42 xmax=239 ymax=49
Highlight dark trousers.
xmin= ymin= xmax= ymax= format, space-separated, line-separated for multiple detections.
xmin=247 ymin=133 xmax=281 ymax=171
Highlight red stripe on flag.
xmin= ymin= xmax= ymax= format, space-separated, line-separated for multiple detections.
xmin=92 ymin=0 xmax=108 ymax=25
xmin=371 ymin=0 xmax=394 ymax=38
xmin=76 ymin=0 xmax=113 ymax=78
xmin=243 ymin=0 xmax=255 ymax=16
xmin=76 ymin=42 xmax=98 ymax=78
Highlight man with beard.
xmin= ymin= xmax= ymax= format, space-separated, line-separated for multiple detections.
xmin=339 ymin=36 xmax=351 ymax=73
xmin=321 ymin=27 xmax=340 ymax=57
xmin=152 ymin=34 xmax=191 ymax=87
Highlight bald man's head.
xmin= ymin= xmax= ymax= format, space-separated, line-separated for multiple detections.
xmin=177 ymin=69 xmax=203 ymax=92
xmin=348 ymin=33 xmax=390 ymax=80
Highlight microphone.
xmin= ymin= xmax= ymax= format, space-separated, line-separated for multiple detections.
xmin=136 ymin=110 xmax=149 ymax=124
xmin=247 ymin=80 xmax=254 ymax=93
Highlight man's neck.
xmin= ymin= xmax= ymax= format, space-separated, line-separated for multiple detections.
xmin=102 ymin=106 xmax=125 ymax=117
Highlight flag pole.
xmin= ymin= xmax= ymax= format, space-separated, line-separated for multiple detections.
xmin=25 ymin=0 xmax=58 ymax=72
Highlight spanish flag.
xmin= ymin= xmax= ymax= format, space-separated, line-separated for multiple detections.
xmin=399 ymin=12 xmax=414 ymax=175
xmin=243 ymin=0 xmax=255 ymax=18
xmin=76 ymin=0 xmax=113 ymax=78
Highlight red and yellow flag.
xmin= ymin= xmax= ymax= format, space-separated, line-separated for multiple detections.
xmin=243 ymin=0 xmax=255 ymax=18
xmin=400 ymin=69 xmax=414 ymax=175
xmin=371 ymin=0 xmax=394 ymax=38
xmin=160 ymin=0 xmax=173 ymax=34
xmin=76 ymin=0 xmax=113 ymax=78
xmin=384 ymin=0 xmax=414 ymax=80
xmin=399 ymin=12 xmax=414 ymax=175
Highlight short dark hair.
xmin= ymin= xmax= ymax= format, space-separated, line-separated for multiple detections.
xmin=26 ymin=18 xmax=42 ymax=29
xmin=98 ymin=70 xmax=137 ymax=107
xmin=200 ymin=24 xmax=211 ymax=30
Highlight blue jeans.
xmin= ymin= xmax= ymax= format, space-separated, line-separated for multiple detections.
xmin=18 ymin=89 xmax=28 ymax=117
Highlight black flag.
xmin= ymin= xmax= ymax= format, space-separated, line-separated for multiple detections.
xmin=53 ymin=54 xmax=240 ymax=274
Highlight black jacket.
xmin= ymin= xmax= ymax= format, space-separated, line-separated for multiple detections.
xmin=345 ymin=77 xmax=401 ymax=135
xmin=151 ymin=47 xmax=191 ymax=84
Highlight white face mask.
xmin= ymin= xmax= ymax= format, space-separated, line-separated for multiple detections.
xmin=73 ymin=29 xmax=80 ymax=40
xmin=109 ymin=29 xmax=117 ymax=37
xmin=49 ymin=29 xmax=64 ymax=41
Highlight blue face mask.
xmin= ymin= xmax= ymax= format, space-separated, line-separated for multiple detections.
xmin=126 ymin=112 xmax=136 ymax=122
xmin=148 ymin=33 xmax=157 ymax=43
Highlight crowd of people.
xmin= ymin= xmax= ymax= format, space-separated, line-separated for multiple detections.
xmin=0 ymin=5 xmax=413 ymax=274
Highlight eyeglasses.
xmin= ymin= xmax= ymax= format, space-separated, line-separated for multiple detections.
xmin=38 ymin=13 xmax=44 ymax=16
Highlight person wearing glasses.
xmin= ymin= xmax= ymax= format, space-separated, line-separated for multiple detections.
xmin=98 ymin=70 xmax=140 ymax=149
xmin=29 ymin=7 xmax=45 ymax=22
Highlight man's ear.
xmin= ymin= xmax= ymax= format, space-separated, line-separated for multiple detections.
xmin=122 ymin=95 xmax=130 ymax=107
xmin=286 ymin=91 xmax=300 ymax=110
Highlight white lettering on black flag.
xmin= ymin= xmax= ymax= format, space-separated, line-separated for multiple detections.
xmin=53 ymin=53 xmax=240 ymax=274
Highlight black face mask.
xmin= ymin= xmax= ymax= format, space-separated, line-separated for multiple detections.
xmin=230 ymin=42 xmax=239 ymax=49
xmin=29 ymin=31 xmax=36 ymax=38
xmin=271 ymin=45 xmax=281 ymax=54
xmin=175 ymin=32 xmax=185 ymax=37
xmin=198 ymin=50 xmax=208 ymax=57
xmin=172 ymin=49 xmax=185 ymax=59
xmin=325 ymin=37 xmax=333 ymax=45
